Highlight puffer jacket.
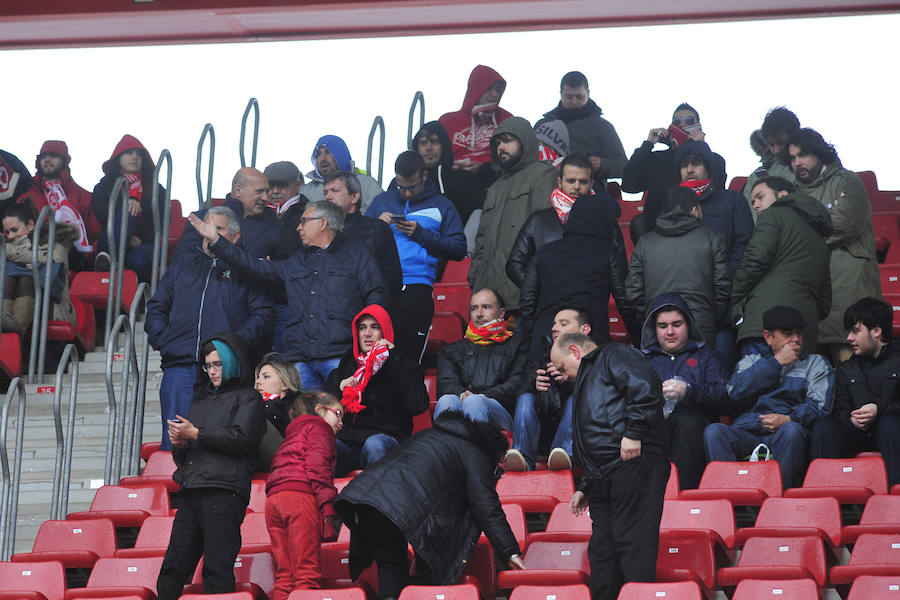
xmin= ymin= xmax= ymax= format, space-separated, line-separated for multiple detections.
xmin=833 ymin=340 xmax=900 ymax=422
xmin=625 ymin=208 xmax=730 ymax=344
xmin=208 ymin=232 xmax=388 ymax=363
xmin=469 ymin=117 xmax=559 ymax=310
xmin=572 ymin=342 xmax=668 ymax=479
xmin=731 ymin=191 xmax=833 ymax=350
xmin=437 ymin=332 xmax=529 ymax=410
xmin=172 ymin=332 xmax=266 ymax=500
xmin=334 ymin=410 xmax=519 ymax=586
xmin=325 ymin=305 xmax=429 ymax=446
xmin=798 ymin=160 xmax=881 ymax=344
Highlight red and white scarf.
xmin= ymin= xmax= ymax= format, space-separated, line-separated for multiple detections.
xmin=680 ymin=178 xmax=712 ymax=197
xmin=341 ymin=343 xmax=390 ymax=414
xmin=551 ymin=188 xmax=577 ymax=224
xmin=465 ymin=319 xmax=513 ymax=346
xmin=125 ymin=172 xmax=143 ymax=203
xmin=42 ymin=181 xmax=93 ymax=253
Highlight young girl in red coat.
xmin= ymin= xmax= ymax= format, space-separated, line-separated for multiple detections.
xmin=265 ymin=390 xmax=344 ymax=598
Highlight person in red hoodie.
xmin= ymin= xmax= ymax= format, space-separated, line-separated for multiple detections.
xmin=439 ymin=65 xmax=513 ymax=173
xmin=33 ymin=140 xmax=102 ymax=271
xmin=265 ymin=390 xmax=343 ymax=596
xmin=91 ymin=134 xmax=167 ymax=281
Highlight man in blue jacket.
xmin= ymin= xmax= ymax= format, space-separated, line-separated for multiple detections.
xmin=146 ymin=206 xmax=274 ymax=451
xmin=367 ymin=151 xmax=466 ymax=361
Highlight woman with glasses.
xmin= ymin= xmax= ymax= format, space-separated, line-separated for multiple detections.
xmin=156 ymin=332 xmax=266 ymax=600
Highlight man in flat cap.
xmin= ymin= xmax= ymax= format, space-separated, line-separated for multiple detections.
xmin=264 ymin=160 xmax=309 ymax=256
xmin=703 ymin=305 xmax=834 ymax=488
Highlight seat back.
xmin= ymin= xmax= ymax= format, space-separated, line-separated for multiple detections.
xmin=665 ymin=462 xmax=680 ymax=499
xmin=288 ymin=589 xmax=367 ymax=600
xmin=88 ymin=484 xmax=171 ymax=515
xmin=138 ymin=451 xmax=176 ymax=478
xmin=753 ymin=497 xmax=842 ymax=547
xmin=85 ymin=556 xmax=165 ymax=592
xmin=130 ymin=515 xmax=175 ymax=552
xmin=508 ymin=584 xmax=591 ymax=600
xmin=733 ymin=578 xmax=820 ymax=600
xmin=618 ymin=580 xmax=704 ymax=599
xmin=847 ymin=533 xmax=900 ymax=567
xmin=425 ymin=311 xmax=466 ymax=355
xmin=397 ymin=583 xmax=480 ymax=600
xmin=29 ymin=518 xmax=117 ymax=557
xmin=240 ymin=511 xmax=272 ymax=547
xmin=847 ymin=574 xmax=900 ymax=599
xmin=521 ymin=540 xmax=590 ymax=573
xmin=859 ymin=494 xmax=900 ymax=526
xmin=689 ymin=460 xmax=782 ymax=501
xmin=440 ymin=258 xmax=471 ymax=284
xmin=496 ymin=471 xmax=575 ymax=513
xmin=656 ymin=535 xmax=716 ymax=591
xmin=433 ymin=283 xmax=472 ymax=322
xmin=543 ymin=502 xmax=592 ymax=535
xmin=660 ymin=499 xmax=735 ymax=549
xmin=0 ymin=560 xmax=66 ymax=600
xmin=734 ymin=536 xmax=827 ymax=586
xmin=799 ymin=457 xmax=888 ymax=495
xmin=247 ymin=479 xmax=267 ymax=513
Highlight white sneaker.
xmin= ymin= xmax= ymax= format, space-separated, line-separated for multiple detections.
xmin=504 ymin=449 xmax=530 ymax=471
xmin=547 ymin=447 xmax=572 ymax=470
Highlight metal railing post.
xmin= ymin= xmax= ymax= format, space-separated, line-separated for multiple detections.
xmin=50 ymin=344 xmax=78 ymax=520
xmin=151 ymin=149 xmax=173 ymax=293
xmin=0 ymin=378 xmax=26 ymax=560
xmin=195 ymin=124 xmax=215 ymax=211
xmin=128 ymin=284 xmax=151 ymax=476
xmin=407 ymin=91 xmax=425 ymax=148
xmin=366 ymin=116 xmax=386 ymax=187
xmin=103 ymin=314 xmax=138 ymax=484
xmin=104 ymin=177 xmax=130 ymax=351
xmin=239 ymin=98 xmax=259 ymax=168
xmin=28 ymin=206 xmax=56 ymax=384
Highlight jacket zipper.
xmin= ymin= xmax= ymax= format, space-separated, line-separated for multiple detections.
xmin=195 ymin=258 xmax=215 ymax=362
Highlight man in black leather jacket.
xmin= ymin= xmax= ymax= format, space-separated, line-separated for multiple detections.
xmin=551 ymin=332 xmax=669 ymax=600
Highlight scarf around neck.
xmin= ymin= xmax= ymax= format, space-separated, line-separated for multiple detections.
xmin=125 ymin=172 xmax=143 ymax=204
xmin=551 ymin=188 xmax=577 ymax=224
xmin=465 ymin=319 xmax=513 ymax=346
xmin=341 ymin=342 xmax=390 ymax=414
xmin=42 ymin=180 xmax=93 ymax=253
xmin=680 ymin=178 xmax=712 ymax=197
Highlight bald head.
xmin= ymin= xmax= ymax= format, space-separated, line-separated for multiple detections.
xmin=231 ymin=167 xmax=269 ymax=217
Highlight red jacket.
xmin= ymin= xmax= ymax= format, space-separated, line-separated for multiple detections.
xmin=266 ymin=414 xmax=338 ymax=518
xmin=33 ymin=171 xmax=102 ymax=245
xmin=439 ymin=65 xmax=513 ymax=164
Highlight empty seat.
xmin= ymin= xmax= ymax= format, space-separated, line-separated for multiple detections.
xmin=509 ymin=584 xmax=590 ymax=600
xmin=618 ymin=580 xmax=704 ymax=599
xmin=432 ymin=283 xmax=471 ymax=322
xmin=119 ymin=451 xmax=178 ymax=493
xmin=526 ymin=502 xmax=591 ymax=546
xmin=115 ymin=515 xmax=174 ymax=558
xmin=70 ymin=269 xmax=139 ymax=313
xmin=666 ymin=463 xmax=680 ymax=499
xmin=0 ymin=560 xmax=67 ymax=600
xmin=180 ymin=593 xmax=254 ymax=600
xmin=67 ymin=484 xmax=171 ymax=529
xmin=875 ymin=216 xmax=900 ymax=256
xmin=496 ymin=540 xmax=590 ymax=588
xmin=496 ymin=470 xmax=575 ymax=513
xmin=11 ymin=518 xmax=117 ymax=569
xmin=846 ymin=574 xmax=900 ymax=599
xmin=717 ymin=536 xmax=827 ymax=589
xmin=618 ymin=199 xmax=645 ymax=225
xmin=659 ymin=499 xmax=735 ymax=562
xmin=63 ymin=555 xmax=164 ymax=600
xmin=440 ymin=258 xmax=471 ymax=284
xmin=239 ymin=512 xmax=272 ymax=554
xmin=735 ymin=497 xmax=842 ymax=555
xmin=288 ymin=589 xmax=367 ymax=600
xmin=608 ymin=301 xmax=630 ymax=344
xmin=679 ymin=461 xmax=782 ymax=505
xmin=843 ymin=494 xmax=900 ymax=543
xmin=656 ymin=534 xmax=716 ymax=597
xmin=732 ymin=578 xmax=819 ymax=600
xmin=784 ymin=457 xmax=888 ymax=503
xmin=397 ymin=583 xmax=479 ymax=600
xmin=830 ymin=533 xmax=900 ymax=587
xmin=185 ymin=552 xmax=275 ymax=598
xmin=729 ymin=176 xmax=749 ymax=192
xmin=0 ymin=332 xmax=22 ymax=378
xmin=425 ymin=311 xmax=466 ymax=356
xmin=246 ymin=479 xmax=267 ymax=513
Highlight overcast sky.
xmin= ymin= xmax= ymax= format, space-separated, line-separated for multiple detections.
xmin=4 ymin=12 xmax=899 ymax=209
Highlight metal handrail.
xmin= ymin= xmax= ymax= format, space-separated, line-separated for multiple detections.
xmin=195 ymin=124 xmax=215 ymax=211
xmin=103 ymin=313 xmax=140 ymax=484
xmin=0 ymin=378 xmax=26 ymax=560
xmin=151 ymin=149 xmax=173 ymax=292
xmin=104 ymin=177 xmax=130 ymax=351
xmin=239 ymin=98 xmax=259 ymax=168
xmin=49 ymin=344 xmax=79 ymax=520
xmin=127 ymin=283 xmax=151 ymax=476
xmin=407 ymin=91 xmax=425 ymax=148
xmin=28 ymin=206 xmax=57 ymax=384
xmin=366 ymin=115 xmax=386 ymax=187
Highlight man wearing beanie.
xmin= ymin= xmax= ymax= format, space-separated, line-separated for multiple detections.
xmin=704 ymin=305 xmax=834 ymax=489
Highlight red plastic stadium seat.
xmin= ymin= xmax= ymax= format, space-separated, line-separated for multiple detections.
xmin=858 ymin=171 xmax=880 ymax=207
xmin=496 ymin=470 xmax=575 ymax=513
xmin=659 ymin=499 xmax=736 ymax=561
xmin=11 ymin=518 xmax=117 ymax=569
xmin=70 ymin=269 xmax=139 ymax=313
xmin=784 ymin=457 xmax=888 ymax=503
xmin=735 ymin=496 xmax=842 ymax=555
xmin=655 ymin=535 xmax=716 ymax=598
xmin=246 ymin=479 xmax=267 ymax=513
xmin=425 ymin=311 xmax=466 ymax=355
xmin=732 ymin=578 xmax=819 ymax=600
xmin=239 ymin=512 xmax=272 ymax=554
xmin=882 ymin=264 xmax=900 ymax=294
xmin=63 ymin=555 xmax=164 ymax=599
xmin=729 ymin=176 xmax=749 ymax=192
xmin=398 ymin=583 xmax=479 ymax=600
xmin=680 ymin=461 xmax=782 ymax=506
xmin=0 ymin=560 xmax=67 ymax=600
xmin=433 ymin=283 xmax=471 ymax=322
xmin=618 ymin=199 xmax=644 ymax=225
xmin=894 ymin=484 xmax=900 ymax=495
xmin=70 ymin=295 xmax=96 ymax=352
xmin=0 ymin=332 xmax=22 ymax=377
xmin=847 ymin=574 xmax=900 ymax=599
xmin=509 ymin=584 xmax=590 ymax=600
xmin=115 ymin=515 xmax=174 ymax=558
xmin=526 ymin=502 xmax=592 ymax=546
xmin=717 ymin=536 xmax=827 ymax=589
xmin=185 ymin=552 xmax=275 ymax=598
xmin=140 ymin=443 xmax=161 ymax=464
xmin=830 ymin=533 xmax=900 ymax=586
xmin=119 ymin=451 xmax=178 ymax=494
xmin=478 ymin=503 xmax=527 ymax=548
xmin=608 ymin=301 xmax=630 ymax=343
xmin=460 ymin=538 xmax=496 ymax=598
xmin=424 ymin=369 xmax=436 ymax=403
xmin=288 ymin=589 xmax=367 ymax=600
xmin=411 ymin=408 xmax=432 ymax=434
xmin=618 ymin=580 xmax=704 ymax=599
xmin=180 ymin=594 xmax=253 ymax=600
xmin=67 ymin=484 xmax=171 ymax=529
xmin=666 ymin=462 xmax=680 ymax=499
xmin=874 ymin=215 xmax=900 ymax=256
xmin=440 ymin=257 xmax=471 ymax=284
xmin=496 ymin=540 xmax=590 ymax=588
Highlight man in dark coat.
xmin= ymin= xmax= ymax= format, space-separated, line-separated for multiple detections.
xmin=325 ymin=304 xmax=429 ymax=475
xmin=811 ymin=297 xmax=900 ymax=487
xmin=640 ymin=293 xmax=729 ymax=489
xmin=551 ymin=332 xmax=669 ymax=600
xmin=333 ymin=410 xmax=525 ymax=599
xmin=263 ymin=160 xmax=309 ymax=256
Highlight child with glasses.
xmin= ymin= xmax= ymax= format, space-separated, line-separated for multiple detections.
xmin=264 ymin=390 xmax=344 ymax=597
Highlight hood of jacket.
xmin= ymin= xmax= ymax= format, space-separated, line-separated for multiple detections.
xmin=770 ymin=191 xmax=834 ymax=237
xmin=654 ymin=208 xmax=705 ymax=237
xmin=563 ymin=195 xmax=615 ymax=240
xmin=459 ymin=65 xmax=506 ymax=113
xmin=674 ymin=140 xmax=724 ymax=189
xmin=351 ymin=304 xmax=394 ymax=358
xmin=432 ymin=409 xmax=509 ymax=465
xmin=194 ymin=331 xmax=253 ymax=394
xmin=102 ymin=134 xmax=154 ymax=175
xmin=640 ymin=292 xmax=706 ymax=354
xmin=310 ymin=135 xmax=353 ymax=181
xmin=490 ymin=116 xmax=539 ymax=175
xmin=411 ymin=121 xmax=454 ymax=171
xmin=35 ymin=140 xmax=71 ymax=169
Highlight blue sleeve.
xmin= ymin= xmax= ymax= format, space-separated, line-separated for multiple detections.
xmin=727 ymin=353 xmax=782 ymax=412
xmin=788 ymin=355 xmax=834 ymax=428
xmin=410 ymin=202 xmax=467 ymax=261
xmin=145 ymin=266 xmax=175 ymax=349
xmin=687 ymin=349 xmax=730 ymax=415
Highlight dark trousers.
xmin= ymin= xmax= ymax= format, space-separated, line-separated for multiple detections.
xmin=156 ymin=488 xmax=248 ymax=600
xmin=392 ymin=284 xmax=434 ymax=363
xmin=587 ymin=454 xmax=669 ymax=600
xmin=667 ymin=408 xmax=711 ymax=490
xmin=810 ymin=413 xmax=900 ymax=487
xmin=349 ymin=505 xmax=409 ymax=598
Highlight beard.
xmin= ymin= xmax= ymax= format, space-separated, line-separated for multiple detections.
xmin=40 ymin=164 xmax=65 ymax=179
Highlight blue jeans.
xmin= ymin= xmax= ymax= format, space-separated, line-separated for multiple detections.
xmin=512 ymin=392 xmax=573 ymax=469
xmin=336 ymin=434 xmax=400 ymax=475
xmin=294 ymin=357 xmax=341 ymax=391
xmin=703 ymin=421 xmax=810 ymax=489
xmin=159 ymin=365 xmax=198 ymax=451
xmin=434 ymin=393 xmax=513 ymax=431
xmin=97 ymin=212 xmax=155 ymax=282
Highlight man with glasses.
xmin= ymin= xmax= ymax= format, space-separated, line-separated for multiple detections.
xmin=367 ymin=151 xmax=466 ymax=361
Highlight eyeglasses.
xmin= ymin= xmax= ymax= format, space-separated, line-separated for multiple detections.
xmin=396 ymin=180 xmax=423 ymax=192
xmin=299 ymin=216 xmax=324 ymax=226
xmin=319 ymin=405 xmax=343 ymax=419
xmin=202 ymin=361 xmax=222 ymax=372
xmin=672 ymin=116 xmax=697 ymax=126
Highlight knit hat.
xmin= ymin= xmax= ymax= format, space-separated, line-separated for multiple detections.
xmin=264 ymin=161 xmax=301 ymax=183
xmin=36 ymin=140 xmax=71 ymax=167
xmin=534 ymin=119 xmax=570 ymax=157
xmin=210 ymin=339 xmax=242 ymax=389
xmin=763 ymin=305 xmax=807 ymax=331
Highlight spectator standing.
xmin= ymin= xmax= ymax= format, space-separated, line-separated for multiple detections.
xmin=264 ymin=160 xmax=308 ymax=256
xmin=299 ymin=135 xmax=383 ymax=214
xmin=743 ymin=107 xmax=800 ymax=209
